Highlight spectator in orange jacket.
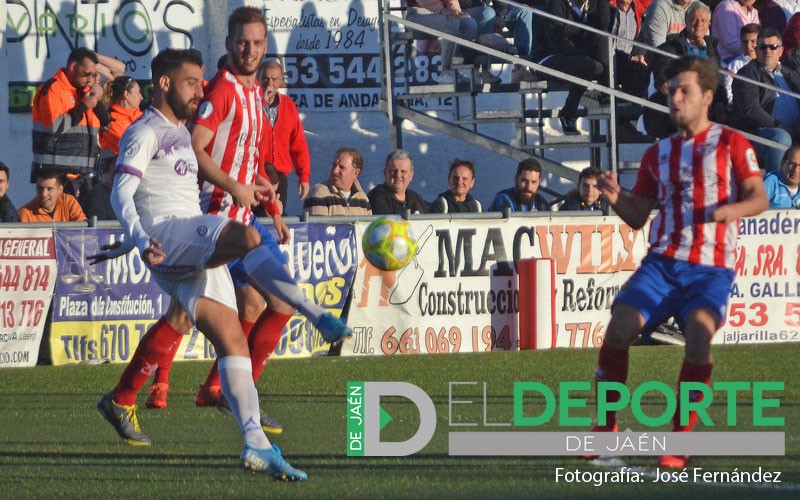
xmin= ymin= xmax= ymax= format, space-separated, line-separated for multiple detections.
xmin=18 ymin=170 xmax=87 ymax=223
xmin=31 ymin=48 xmax=108 ymax=190
xmin=99 ymin=76 xmax=144 ymax=155
xmin=257 ymin=58 xmax=311 ymax=214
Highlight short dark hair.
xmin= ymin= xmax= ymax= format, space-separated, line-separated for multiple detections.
xmin=0 ymin=161 xmax=9 ymax=180
xmin=663 ymin=56 xmax=719 ymax=94
xmin=578 ymin=166 xmax=602 ymax=183
xmin=759 ymin=28 xmax=783 ymax=43
xmin=228 ymin=6 xmax=267 ymax=38
xmin=151 ymin=48 xmax=204 ymax=84
xmin=515 ymin=158 xmax=542 ymax=178
xmin=337 ymin=147 xmax=363 ymax=171
xmin=449 ymin=158 xmax=475 ymax=179
xmin=781 ymin=145 xmax=800 ymax=164
xmin=34 ymin=169 xmax=65 ymax=185
xmin=740 ymin=23 xmax=761 ymax=38
xmin=217 ymin=54 xmax=227 ymax=71
xmin=67 ymin=47 xmax=98 ymax=66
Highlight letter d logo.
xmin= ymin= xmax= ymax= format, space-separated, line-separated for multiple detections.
xmin=363 ymin=382 xmax=436 ymax=456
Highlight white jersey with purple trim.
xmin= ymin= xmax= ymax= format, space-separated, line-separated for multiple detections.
xmin=115 ymin=107 xmax=202 ymax=233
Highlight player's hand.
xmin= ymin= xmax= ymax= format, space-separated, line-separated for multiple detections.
xmin=87 ymin=239 xmax=132 ymax=265
xmin=597 ymin=171 xmax=622 ymax=206
xmin=298 ymin=181 xmax=310 ymax=200
xmin=141 ymin=237 xmax=165 ymax=266
xmin=253 ymin=176 xmax=277 ymax=205
xmin=272 ymin=215 xmax=291 ymax=244
xmin=710 ymin=205 xmax=736 ymax=223
xmin=231 ymin=182 xmax=267 ymax=208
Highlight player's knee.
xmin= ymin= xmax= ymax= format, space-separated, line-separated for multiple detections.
xmin=242 ymin=226 xmax=262 ymax=251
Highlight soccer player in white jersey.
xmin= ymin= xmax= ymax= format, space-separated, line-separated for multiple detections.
xmin=587 ymin=57 xmax=768 ymax=469
xmin=113 ymin=8 xmax=350 ymax=433
xmin=92 ymin=48 xmax=330 ymax=481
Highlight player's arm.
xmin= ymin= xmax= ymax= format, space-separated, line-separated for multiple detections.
xmin=598 ymin=171 xmax=657 ymax=229
xmin=711 ymin=176 xmax=769 ymax=223
xmin=191 ymin=123 xmax=272 ymax=208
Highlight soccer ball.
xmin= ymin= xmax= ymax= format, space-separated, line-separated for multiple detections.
xmin=362 ymin=217 xmax=418 ymax=271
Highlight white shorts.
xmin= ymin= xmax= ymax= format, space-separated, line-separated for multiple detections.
xmin=148 ymin=214 xmax=237 ymax=324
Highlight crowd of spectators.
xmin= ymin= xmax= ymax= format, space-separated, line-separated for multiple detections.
xmin=7 ymin=1 xmax=800 ymax=225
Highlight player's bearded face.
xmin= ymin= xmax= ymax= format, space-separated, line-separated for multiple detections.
xmin=167 ymin=78 xmax=201 ymax=121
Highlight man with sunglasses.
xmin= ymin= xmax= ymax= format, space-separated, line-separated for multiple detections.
xmin=31 ymin=47 xmax=109 ymax=192
xmin=732 ymin=28 xmax=800 ymax=171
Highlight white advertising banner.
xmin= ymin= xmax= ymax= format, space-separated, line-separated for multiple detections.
xmin=343 ymin=211 xmax=800 ymax=356
xmin=720 ymin=211 xmax=800 ymax=345
xmin=0 ymin=228 xmax=58 ymax=367
xmin=344 ymin=215 xmax=650 ymax=356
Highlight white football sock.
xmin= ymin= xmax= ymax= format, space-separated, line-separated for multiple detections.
xmin=243 ymin=245 xmax=326 ymax=323
xmin=218 ymin=355 xmax=270 ymax=449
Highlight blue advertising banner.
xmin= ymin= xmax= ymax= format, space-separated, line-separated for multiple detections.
xmin=49 ymin=223 xmax=357 ymax=364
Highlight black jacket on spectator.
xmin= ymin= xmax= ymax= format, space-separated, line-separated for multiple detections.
xmin=644 ymin=30 xmax=729 ymax=138
xmin=647 ymin=31 xmax=722 ymax=89
xmin=368 ymin=183 xmax=429 ymax=215
xmin=0 ymin=194 xmax=19 ymax=222
xmin=430 ymin=191 xmax=482 ymax=213
xmin=535 ymin=0 xmax=611 ymax=65
xmin=559 ymin=189 xmax=609 ymax=215
xmin=731 ymin=59 xmax=800 ymax=134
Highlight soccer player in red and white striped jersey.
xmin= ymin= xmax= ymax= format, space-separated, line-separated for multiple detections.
xmin=589 ymin=56 xmax=768 ymax=469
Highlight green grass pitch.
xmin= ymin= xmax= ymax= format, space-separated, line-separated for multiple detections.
xmin=0 ymin=343 xmax=798 ymax=499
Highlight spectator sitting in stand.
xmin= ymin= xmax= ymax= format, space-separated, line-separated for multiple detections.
xmin=764 ymin=144 xmax=800 ymax=207
xmin=406 ymin=0 xmax=479 ymax=84
xmin=725 ymin=24 xmax=762 ymax=103
xmin=491 ymin=0 xmax=538 ymax=83
xmin=731 ymin=28 xmax=800 ymax=171
xmin=18 ymin=170 xmax=87 ymax=223
xmin=711 ymin=0 xmax=760 ymax=64
xmin=645 ymin=3 xmax=728 ymax=138
xmin=559 ymin=166 xmax=610 ymax=214
xmin=304 ymin=148 xmax=372 ymax=216
xmin=368 ymin=150 xmax=429 ymax=215
xmin=631 ymin=0 xmax=698 ymax=62
xmin=0 ymin=161 xmax=19 ymax=222
xmin=488 ymin=158 xmax=549 ymax=212
xmin=535 ymin=0 xmax=611 ymax=135
xmin=431 ymin=158 xmax=482 ymax=213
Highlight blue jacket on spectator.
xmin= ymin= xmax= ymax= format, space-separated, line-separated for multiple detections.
xmin=764 ymin=170 xmax=800 ymax=208
xmin=489 ymin=188 xmax=548 ymax=212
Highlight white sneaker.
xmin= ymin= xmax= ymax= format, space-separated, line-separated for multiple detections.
xmin=511 ymin=67 xmax=537 ymax=83
xmin=438 ymin=70 xmax=455 ymax=84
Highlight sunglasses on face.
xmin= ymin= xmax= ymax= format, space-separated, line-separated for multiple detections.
xmin=758 ymin=43 xmax=782 ymax=51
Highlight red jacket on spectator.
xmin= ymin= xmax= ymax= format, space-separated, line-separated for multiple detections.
xmin=609 ymin=0 xmax=650 ymax=31
xmin=260 ymin=94 xmax=311 ymax=183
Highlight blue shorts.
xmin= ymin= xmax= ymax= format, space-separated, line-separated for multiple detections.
xmin=613 ymin=253 xmax=734 ymax=336
xmin=227 ymin=218 xmax=287 ymax=288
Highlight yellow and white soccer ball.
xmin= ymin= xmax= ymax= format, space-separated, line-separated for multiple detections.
xmin=362 ymin=217 xmax=418 ymax=271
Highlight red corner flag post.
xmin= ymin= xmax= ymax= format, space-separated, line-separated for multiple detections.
xmin=518 ymin=258 xmax=556 ymax=350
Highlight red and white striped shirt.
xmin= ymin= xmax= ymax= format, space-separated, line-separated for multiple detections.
xmin=195 ymin=68 xmax=264 ymax=224
xmin=633 ymin=124 xmax=761 ymax=269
